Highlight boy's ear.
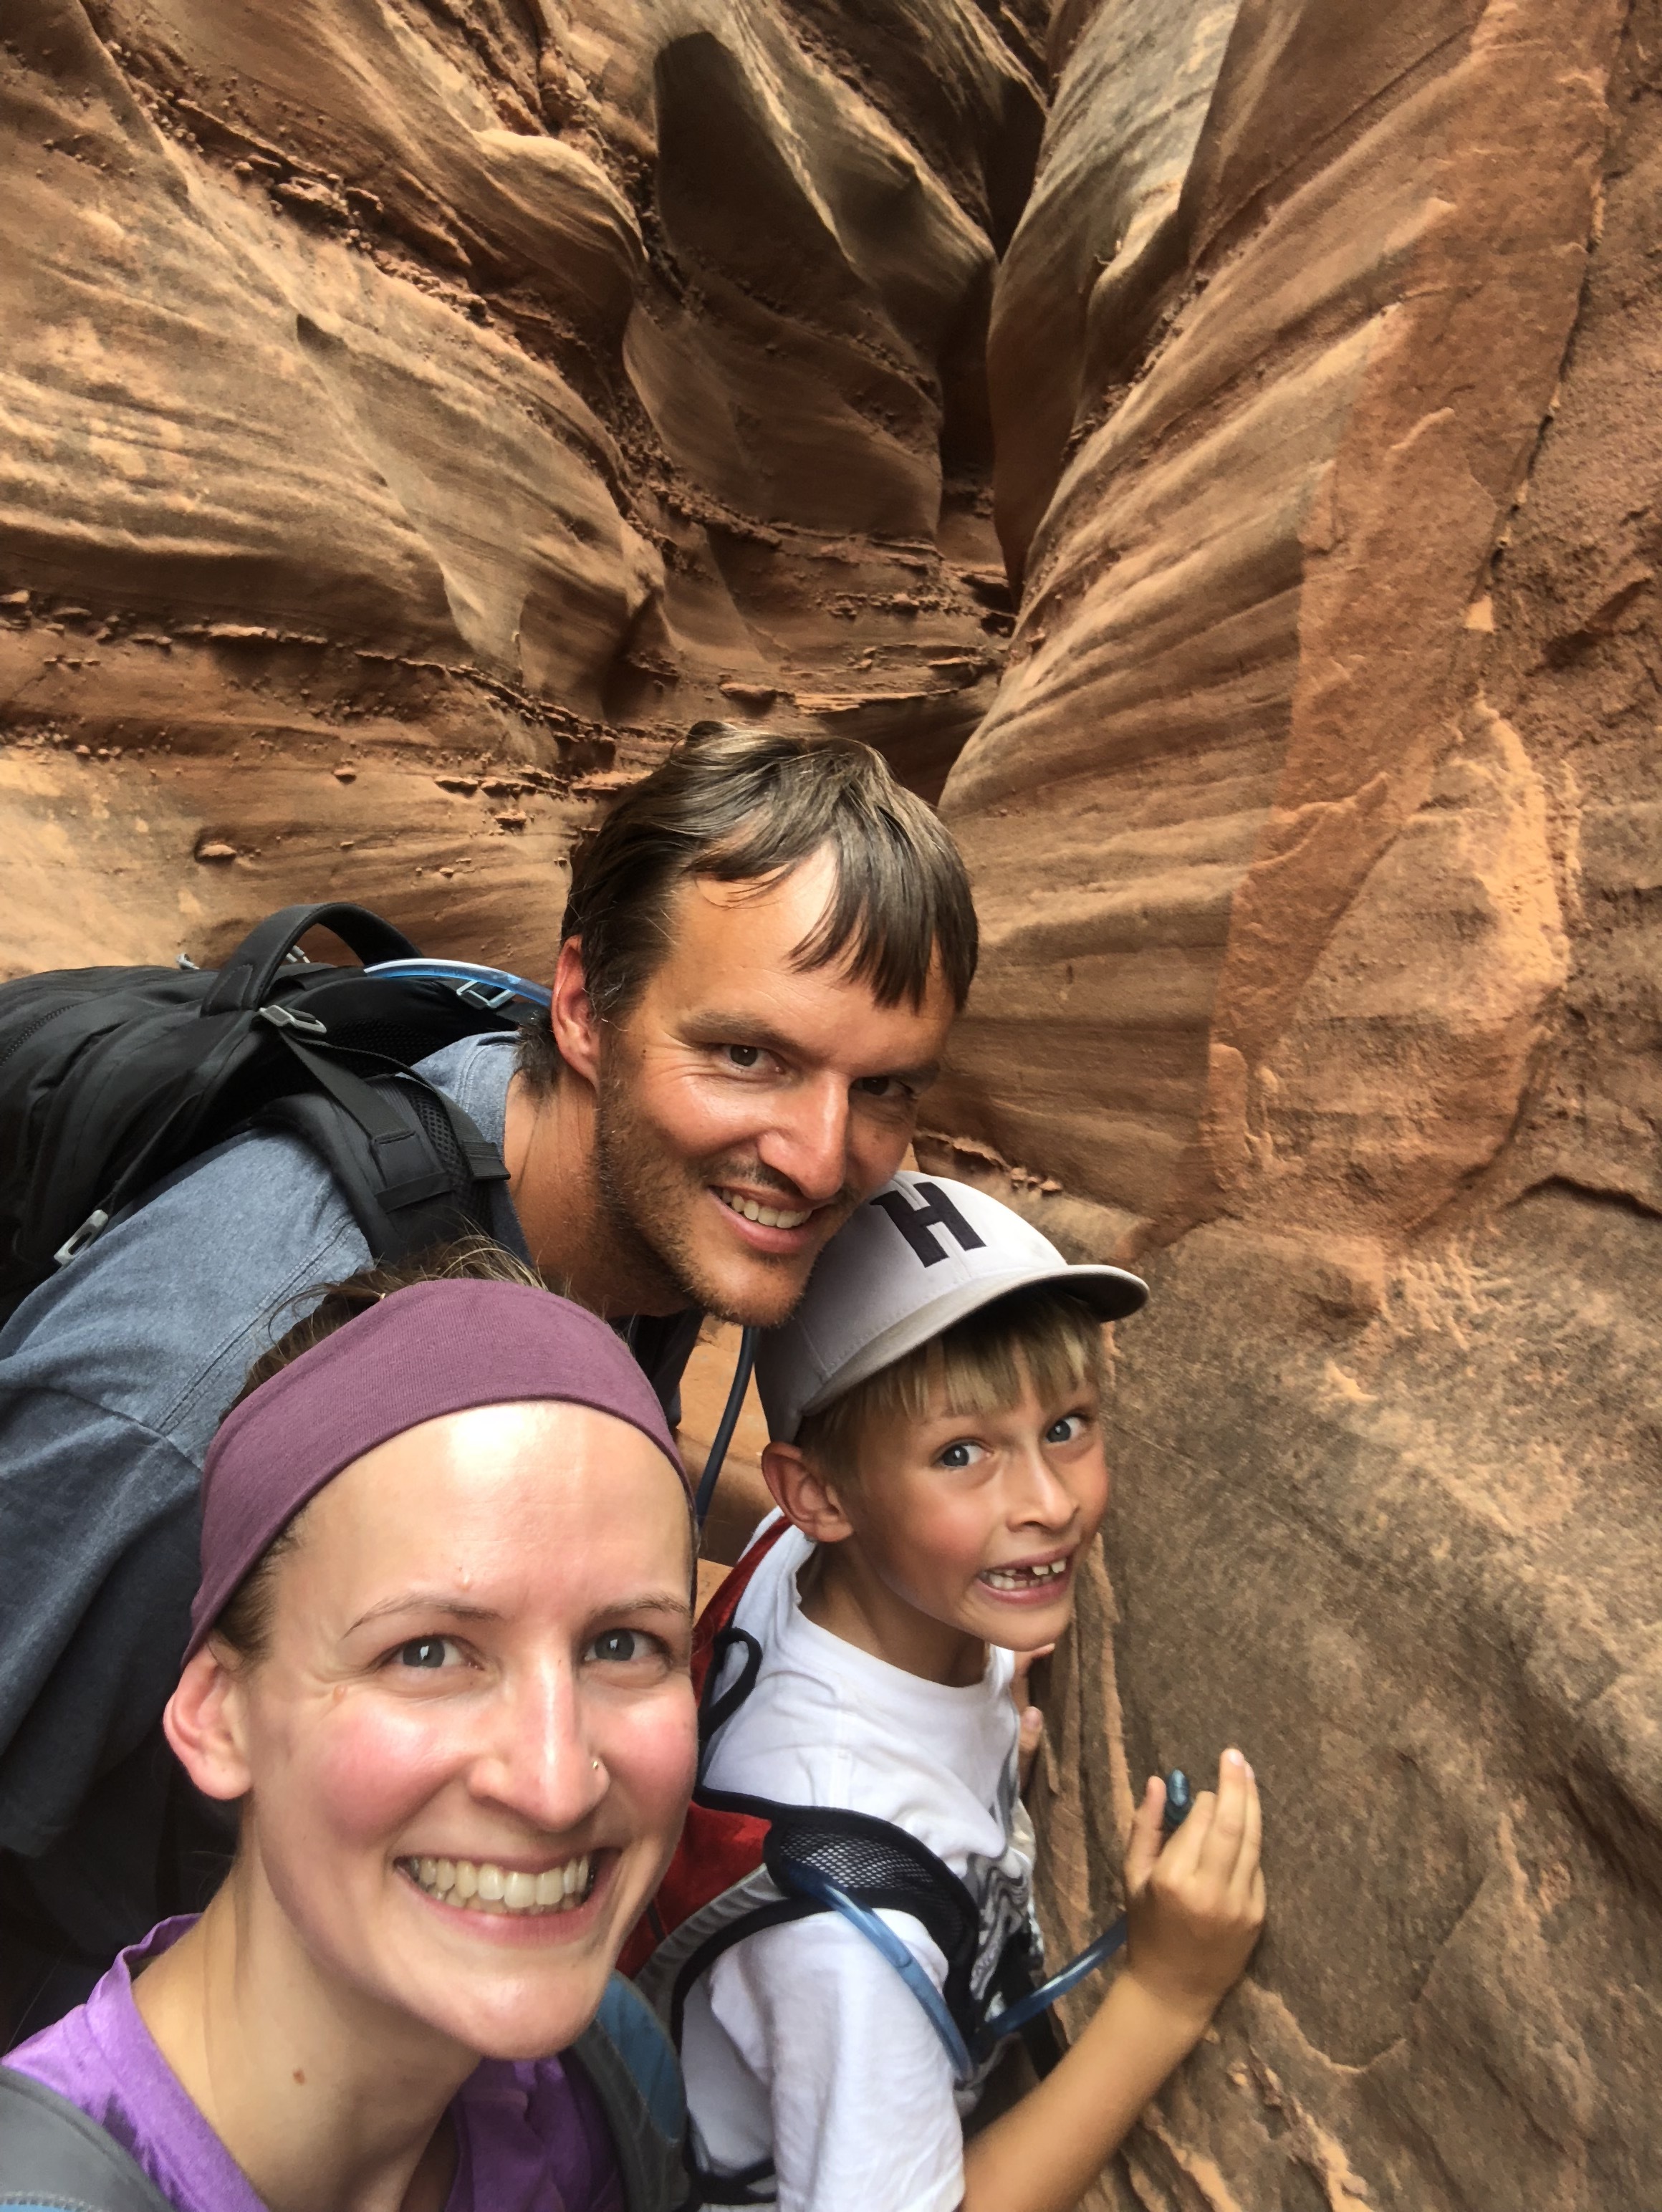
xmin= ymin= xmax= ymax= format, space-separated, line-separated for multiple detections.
xmin=762 ymin=1441 xmax=856 ymax=1545
xmin=163 ymin=1645 xmax=254 ymax=1804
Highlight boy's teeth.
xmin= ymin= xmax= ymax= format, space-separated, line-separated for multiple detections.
xmin=403 ymin=1854 xmax=592 ymax=1915
xmin=982 ymin=1559 xmax=1070 ymax=1591
xmin=719 ymin=1190 xmax=810 ymax=1230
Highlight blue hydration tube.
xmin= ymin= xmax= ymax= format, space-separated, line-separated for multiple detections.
xmin=777 ymin=1773 xmax=1196 ymax=2082
xmin=972 ymin=1768 xmax=1193 ymax=2060
xmin=365 ymin=957 xmax=760 ymax=1524
xmin=362 ymin=957 xmax=553 ymax=1016
xmin=778 ymin=1860 xmax=974 ymax=2079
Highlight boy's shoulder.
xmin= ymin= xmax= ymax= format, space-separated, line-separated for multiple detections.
xmin=707 ymin=1521 xmax=1022 ymax=1871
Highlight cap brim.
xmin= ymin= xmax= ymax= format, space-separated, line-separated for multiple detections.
xmin=793 ymin=1261 xmax=1148 ymax=1434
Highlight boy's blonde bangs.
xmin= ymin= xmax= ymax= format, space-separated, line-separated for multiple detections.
xmin=798 ymin=1284 xmax=1109 ymax=1477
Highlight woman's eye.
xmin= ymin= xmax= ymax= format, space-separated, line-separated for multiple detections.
xmin=395 ymin=1637 xmax=457 ymax=1670
xmin=1045 ymin=1415 xmax=1087 ymax=1446
xmin=587 ymin=1628 xmax=648 ymax=1665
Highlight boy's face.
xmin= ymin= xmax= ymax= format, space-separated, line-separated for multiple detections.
xmin=827 ymin=1366 xmax=1110 ymax=1654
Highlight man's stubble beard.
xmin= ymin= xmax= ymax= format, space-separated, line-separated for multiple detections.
xmin=592 ymin=1051 xmax=843 ymax=1327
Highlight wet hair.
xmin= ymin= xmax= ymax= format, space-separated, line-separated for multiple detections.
xmin=795 ymin=1284 xmax=1110 ymax=1483
xmin=518 ymin=723 xmax=977 ymax=1092
xmin=212 ymin=1239 xmax=546 ymax=1663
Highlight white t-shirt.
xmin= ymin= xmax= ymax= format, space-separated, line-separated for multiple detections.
xmin=681 ymin=1518 xmax=1033 ymax=2212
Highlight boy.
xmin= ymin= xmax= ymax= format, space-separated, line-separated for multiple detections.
xmin=678 ymin=1173 xmax=1265 ymax=2212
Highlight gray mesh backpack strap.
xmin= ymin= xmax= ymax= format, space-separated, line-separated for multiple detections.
xmin=0 ymin=2067 xmax=176 ymax=2212
xmin=565 ymin=1975 xmax=691 ymax=2212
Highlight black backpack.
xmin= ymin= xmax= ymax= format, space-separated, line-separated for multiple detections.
xmin=0 ymin=900 xmax=539 ymax=1327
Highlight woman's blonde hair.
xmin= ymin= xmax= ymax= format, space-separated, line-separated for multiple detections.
xmin=796 ymin=1284 xmax=1109 ymax=1480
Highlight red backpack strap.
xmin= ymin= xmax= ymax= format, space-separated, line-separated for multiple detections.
xmin=690 ymin=1515 xmax=792 ymax=1701
xmin=620 ymin=1521 xmax=793 ymax=1981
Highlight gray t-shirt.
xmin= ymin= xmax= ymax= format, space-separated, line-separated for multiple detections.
xmin=0 ymin=1034 xmax=700 ymax=1967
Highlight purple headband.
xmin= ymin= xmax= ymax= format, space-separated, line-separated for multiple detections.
xmin=187 ymin=1279 xmax=687 ymax=1661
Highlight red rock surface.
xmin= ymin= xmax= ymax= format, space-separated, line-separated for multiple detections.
xmin=920 ymin=1 xmax=1661 ymax=2204
xmin=6 ymin=0 xmax=1662 ymax=2203
xmin=1 ymin=0 xmax=1036 ymax=976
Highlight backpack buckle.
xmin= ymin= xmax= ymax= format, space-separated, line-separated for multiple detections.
xmin=256 ymin=1004 xmax=329 ymax=1037
xmin=454 ymin=978 xmax=517 ymax=1013
xmin=53 ymin=1209 xmax=111 ymax=1267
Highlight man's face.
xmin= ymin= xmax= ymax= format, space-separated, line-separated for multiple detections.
xmin=592 ymin=850 xmax=957 ymax=1327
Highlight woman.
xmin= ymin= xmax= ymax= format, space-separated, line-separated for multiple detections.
xmin=2 ymin=1256 xmax=700 ymax=2212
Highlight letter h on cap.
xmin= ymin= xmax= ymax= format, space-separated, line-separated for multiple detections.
xmin=870 ymin=1183 xmax=986 ymax=1267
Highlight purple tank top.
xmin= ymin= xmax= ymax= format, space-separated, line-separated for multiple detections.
xmin=4 ymin=1918 xmax=625 ymax=2212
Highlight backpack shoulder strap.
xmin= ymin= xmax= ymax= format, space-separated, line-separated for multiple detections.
xmin=689 ymin=1519 xmax=790 ymax=1696
xmin=0 ymin=2067 xmax=176 ymax=2212
xmin=565 ymin=1975 xmax=689 ymax=2212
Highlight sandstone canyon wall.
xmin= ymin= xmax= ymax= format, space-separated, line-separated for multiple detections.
xmin=4 ymin=1 xmax=1661 ymax=2207
xmin=921 ymin=3 xmax=1662 ymax=2206
xmin=1 ymin=0 xmax=1036 ymax=973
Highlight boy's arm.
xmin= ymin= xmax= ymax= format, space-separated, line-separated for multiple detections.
xmin=961 ymin=1752 xmax=1264 ymax=2212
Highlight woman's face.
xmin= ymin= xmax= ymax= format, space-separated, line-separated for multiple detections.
xmin=204 ymin=1402 xmax=696 ymax=2061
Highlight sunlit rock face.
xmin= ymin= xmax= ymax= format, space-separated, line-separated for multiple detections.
xmin=7 ymin=1 xmax=1662 ymax=2203
xmin=922 ymin=1 xmax=1662 ymax=2205
xmin=0 ymin=0 xmax=1039 ymax=974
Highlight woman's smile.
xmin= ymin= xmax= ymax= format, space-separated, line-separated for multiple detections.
xmin=398 ymin=1847 xmax=600 ymax=1919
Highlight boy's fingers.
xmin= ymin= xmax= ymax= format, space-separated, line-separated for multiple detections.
xmin=1123 ymin=1774 xmax=1166 ymax=1895
xmin=1230 ymin=1762 xmax=1263 ymax=1891
xmin=1018 ymin=1705 xmax=1044 ymax=1791
xmin=1196 ymin=1751 xmax=1250 ymax=1881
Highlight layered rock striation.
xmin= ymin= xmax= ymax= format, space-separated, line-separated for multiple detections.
xmin=1 ymin=0 xmax=1039 ymax=974
xmin=5 ymin=0 xmax=1661 ymax=2204
xmin=923 ymin=1 xmax=1662 ymax=2204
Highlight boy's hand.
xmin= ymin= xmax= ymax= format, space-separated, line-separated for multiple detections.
xmin=1123 ymin=1749 xmax=1264 ymax=2026
xmin=1010 ymin=1645 xmax=1053 ymax=1793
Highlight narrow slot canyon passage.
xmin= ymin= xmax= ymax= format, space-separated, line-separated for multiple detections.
xmin=3 ymin=2 xmax=1660 ymax=2203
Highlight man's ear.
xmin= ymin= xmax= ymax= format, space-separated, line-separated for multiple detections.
xmin=762 ymin=1441 xmax=855 ymax=1545
xmin=550 ymin=937 xmax=602 ymax=1087
xmin=163 ymin=1645 xmax=254 ymax=1804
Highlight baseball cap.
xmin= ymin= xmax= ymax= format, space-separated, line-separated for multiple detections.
xmin=756 ymin=1170 xmax=1148 ymax=1442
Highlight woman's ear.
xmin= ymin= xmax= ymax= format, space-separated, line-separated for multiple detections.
xmin=549 ymin=937 xmax=601 ymax=1087
xmin=762 ymin=1441 xmax=855 ymax=1544
xmin=163 ymin=1645 xmax=254 ymax=1803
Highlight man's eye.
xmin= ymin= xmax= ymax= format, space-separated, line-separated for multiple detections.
xmin=852 ymin=1074 xmax=908 ymax=1101
xmin=721 ymin=1044 xmax=763 ymax=1070
xmin=587 ymin=1628 xmax=650 ymax=1665
xmin=1045 ymin=1415 xmax=1087 ymax=1446
xmin=396 ymin=1637 xmax=457 ymax=1670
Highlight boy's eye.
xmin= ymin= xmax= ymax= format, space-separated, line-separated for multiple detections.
xmin=395 ymin=1637 xmax=459 ymax=1670
xmin=936 ymin=1439 xmax=988 ymax=1471
xmin=1044 ymin=1414 xmax=1088 ymax=1446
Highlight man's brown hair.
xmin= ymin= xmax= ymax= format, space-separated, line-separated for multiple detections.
xmin=520 ymin=724 xmax=977 ymax=1090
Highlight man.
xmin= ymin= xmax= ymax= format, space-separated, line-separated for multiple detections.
xmin=0 ymin=725 xmax=976 ymax=2032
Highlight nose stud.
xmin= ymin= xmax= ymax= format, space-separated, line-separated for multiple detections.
xmin=592 ymin=1758 xmax=602 ymax=1772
